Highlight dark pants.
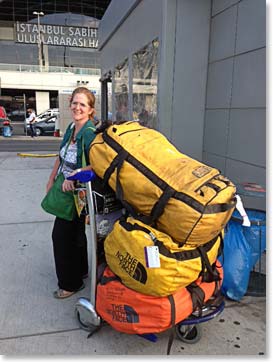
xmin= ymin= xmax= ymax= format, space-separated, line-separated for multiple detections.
xmin=52 ymin=215 xmax=88 ymax=291
xmin=29 ymin=123 xmax=35 ymax=137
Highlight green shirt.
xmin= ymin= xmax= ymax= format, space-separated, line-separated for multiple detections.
xmin=59 ymin=120 xmax=96 ymax=168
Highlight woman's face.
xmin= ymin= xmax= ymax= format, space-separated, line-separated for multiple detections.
xmin=70 ymin=93 xmax=93 ymax=123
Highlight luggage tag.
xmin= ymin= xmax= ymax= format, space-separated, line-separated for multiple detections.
xmin=235 ymin=195 xmax=251 ymax=227
xmin=144 ymin=246 xmax=160 ymax=268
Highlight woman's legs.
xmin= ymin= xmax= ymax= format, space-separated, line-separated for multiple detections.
xmin=75 ymin=215 xmax=89 ymax=278
xmin=52 ymin=215 xmax=88 ymax=292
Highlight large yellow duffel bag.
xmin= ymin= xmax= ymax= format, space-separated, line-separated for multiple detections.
xmin=104 ymin=216 xmax=222 ymax=296
xmin=90 ymin=121 xmax=236 ymax=246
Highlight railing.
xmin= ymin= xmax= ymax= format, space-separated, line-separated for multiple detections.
xmin=0 ymin=63 xmax=101 ymax=76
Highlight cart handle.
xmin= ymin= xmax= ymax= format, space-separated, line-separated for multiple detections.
xmin=67 ymin=169 xmax=96 ymax=183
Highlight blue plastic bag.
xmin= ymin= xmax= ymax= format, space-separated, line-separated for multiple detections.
xmin=232 ymin=209 xmax=266 ymax=269
xmin=3 ymin=125 xmax=12 ymax=137
xmin=219 ymin=220 xmax=252 ymax=301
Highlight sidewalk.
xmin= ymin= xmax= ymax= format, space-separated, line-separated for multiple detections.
xmin=0 ymin=151 xmax=267 ymax=356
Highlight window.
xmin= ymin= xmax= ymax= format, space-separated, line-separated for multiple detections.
xmin=132 ymin=39 xmax=159 ymax=128
xmin=113 ymin=59 xmax=129 ymax=123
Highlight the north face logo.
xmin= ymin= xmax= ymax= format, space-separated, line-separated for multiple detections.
xmin=107 ymin=304 xmax=139 ymax=323
xmin=116 ymin=251 xmax=147 ymax=284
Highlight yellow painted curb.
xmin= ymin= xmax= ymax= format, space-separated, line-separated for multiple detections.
xmin=17 ymin=153 xmax=58 ymax=158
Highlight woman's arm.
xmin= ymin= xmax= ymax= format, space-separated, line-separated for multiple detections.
xmin=69 ymin=165 xmax=93 ymax=176
xmin=61 ymin=165 xmax=93 ymax=192
xmin=46 ymin=157 xmax=60 ymax=192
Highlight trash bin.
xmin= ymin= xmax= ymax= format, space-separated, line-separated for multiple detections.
xmin=231 ymin=209 xmax=266 ymax=297
xmin=221 ymin=208 xmax=266 ymax=300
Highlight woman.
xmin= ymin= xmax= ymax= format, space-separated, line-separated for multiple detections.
xmin=46 ymin=86 xmax=97 ymax=299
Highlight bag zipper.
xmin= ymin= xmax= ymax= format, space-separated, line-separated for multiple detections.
xmin=118 ymin=128 xmax=147 ymax=137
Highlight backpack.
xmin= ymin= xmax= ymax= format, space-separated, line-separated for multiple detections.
xmin=89 ymin=121 xmax=236 ymax=246
xmin=104 ymin=216 xmax=222 ymax=296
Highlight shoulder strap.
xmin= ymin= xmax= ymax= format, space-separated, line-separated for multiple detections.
xmin=59 ymin=131 xmax=73 ymax=173
xmin=81 ymin=125 xmax=96 ymax=167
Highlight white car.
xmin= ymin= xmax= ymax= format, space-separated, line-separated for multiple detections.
xmin=24 ymin=108 xmax=59 ymax=131
xmin=35 ymin=108 xmax=59 ymax=122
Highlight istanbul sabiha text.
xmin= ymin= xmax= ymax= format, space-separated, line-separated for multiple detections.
xmin=15 ymin=22 xmax=98 ymax=48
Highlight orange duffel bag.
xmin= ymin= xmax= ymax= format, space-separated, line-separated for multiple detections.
xmin=96 ymin=261 xmax=223 ymax=335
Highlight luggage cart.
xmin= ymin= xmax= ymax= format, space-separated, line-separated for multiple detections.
xmin=68 ymin=170 xmax=225 ymax=347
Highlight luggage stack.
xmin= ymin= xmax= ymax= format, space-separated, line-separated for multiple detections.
xmin=90 ymin=121 xmax=236 ymax=333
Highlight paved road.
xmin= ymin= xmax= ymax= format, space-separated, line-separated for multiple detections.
xmin=0 ymin=121 xmax=61 ymax=152
xmin=0 ymin=135 xmax=61 ymax=152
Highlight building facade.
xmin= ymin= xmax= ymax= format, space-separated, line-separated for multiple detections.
xmin=98 ymin=0 xmax=266 ymax=210
xmin=0 ymin=0 xmax=111 ymax=128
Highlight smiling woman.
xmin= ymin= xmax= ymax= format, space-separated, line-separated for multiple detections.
xmin=43 ymin=86 xmax=98 ymax=299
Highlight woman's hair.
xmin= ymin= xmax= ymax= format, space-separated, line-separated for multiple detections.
xmin=70 ymin=86 xmax=96 ymax=119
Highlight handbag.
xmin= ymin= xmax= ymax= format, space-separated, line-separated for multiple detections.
xmin=41 ymin=124 xmax=96 ymax=221
xmin=41 ymin=172 xmax=77 ymax=221
xmin=41 ymin=131 xmax=77 ymax=221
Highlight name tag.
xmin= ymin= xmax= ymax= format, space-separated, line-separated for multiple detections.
xmin=144 ymin=246 xmax=160 ymax=268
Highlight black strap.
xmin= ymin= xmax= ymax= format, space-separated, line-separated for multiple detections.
xmin=103 ymin=148 xmax=155 ymax=224
xmin=103 ymin=153 xmax=120 ymax=187
xmin=203 ymin=198 xmax=237 ymax=213
xmin=166 ymin=295 xmax=176 ymax=355
xmin=155 ymin=235 xmax=218 ymax=261
xmin=217 ymin=232 xmax=224 ymax=258
xmin=150 ymin=186 xmax=176 ymax=221
xmin=186 ymin=282 xmax=205 ymax=316
xmin=115 ymin=149 xmax=129 ymax=200
xmin=119 ymin=219 xmax=220 ymax=262
xmin=115 ymin=150 xmax=154 ymax=224
xmin=100 ymin=274 xmax=121 ymax=285
xmin=119 ymin=220 xmax=151 ymax=234
xmin=198 ymin=245 xmax=221 ymax=283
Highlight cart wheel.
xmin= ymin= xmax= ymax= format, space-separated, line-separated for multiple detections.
xmin=175 ymin=324 xmax=202 ymax=344
xmin=75 ymin=308 xmax=100 ymax=334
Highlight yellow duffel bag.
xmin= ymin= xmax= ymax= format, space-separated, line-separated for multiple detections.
xmin=90 ymin=121 xmax=236 ymax=246
xmin=104 ymin=216 xmax=223 ymax=297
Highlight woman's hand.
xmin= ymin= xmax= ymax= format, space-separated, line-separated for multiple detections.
xmin=62 ymin=179 xmax=75 ymax=192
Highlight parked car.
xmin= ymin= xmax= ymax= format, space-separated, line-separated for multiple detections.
xmin=26 ymin=115 xmax=56 ymax=136
xmin=0 ymin=106 xmax=13 ymax=135
xmin=36 ymin=108 xmax=59 ymax=122
xmin=24 ymin=108 xmax=59 ymax=131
